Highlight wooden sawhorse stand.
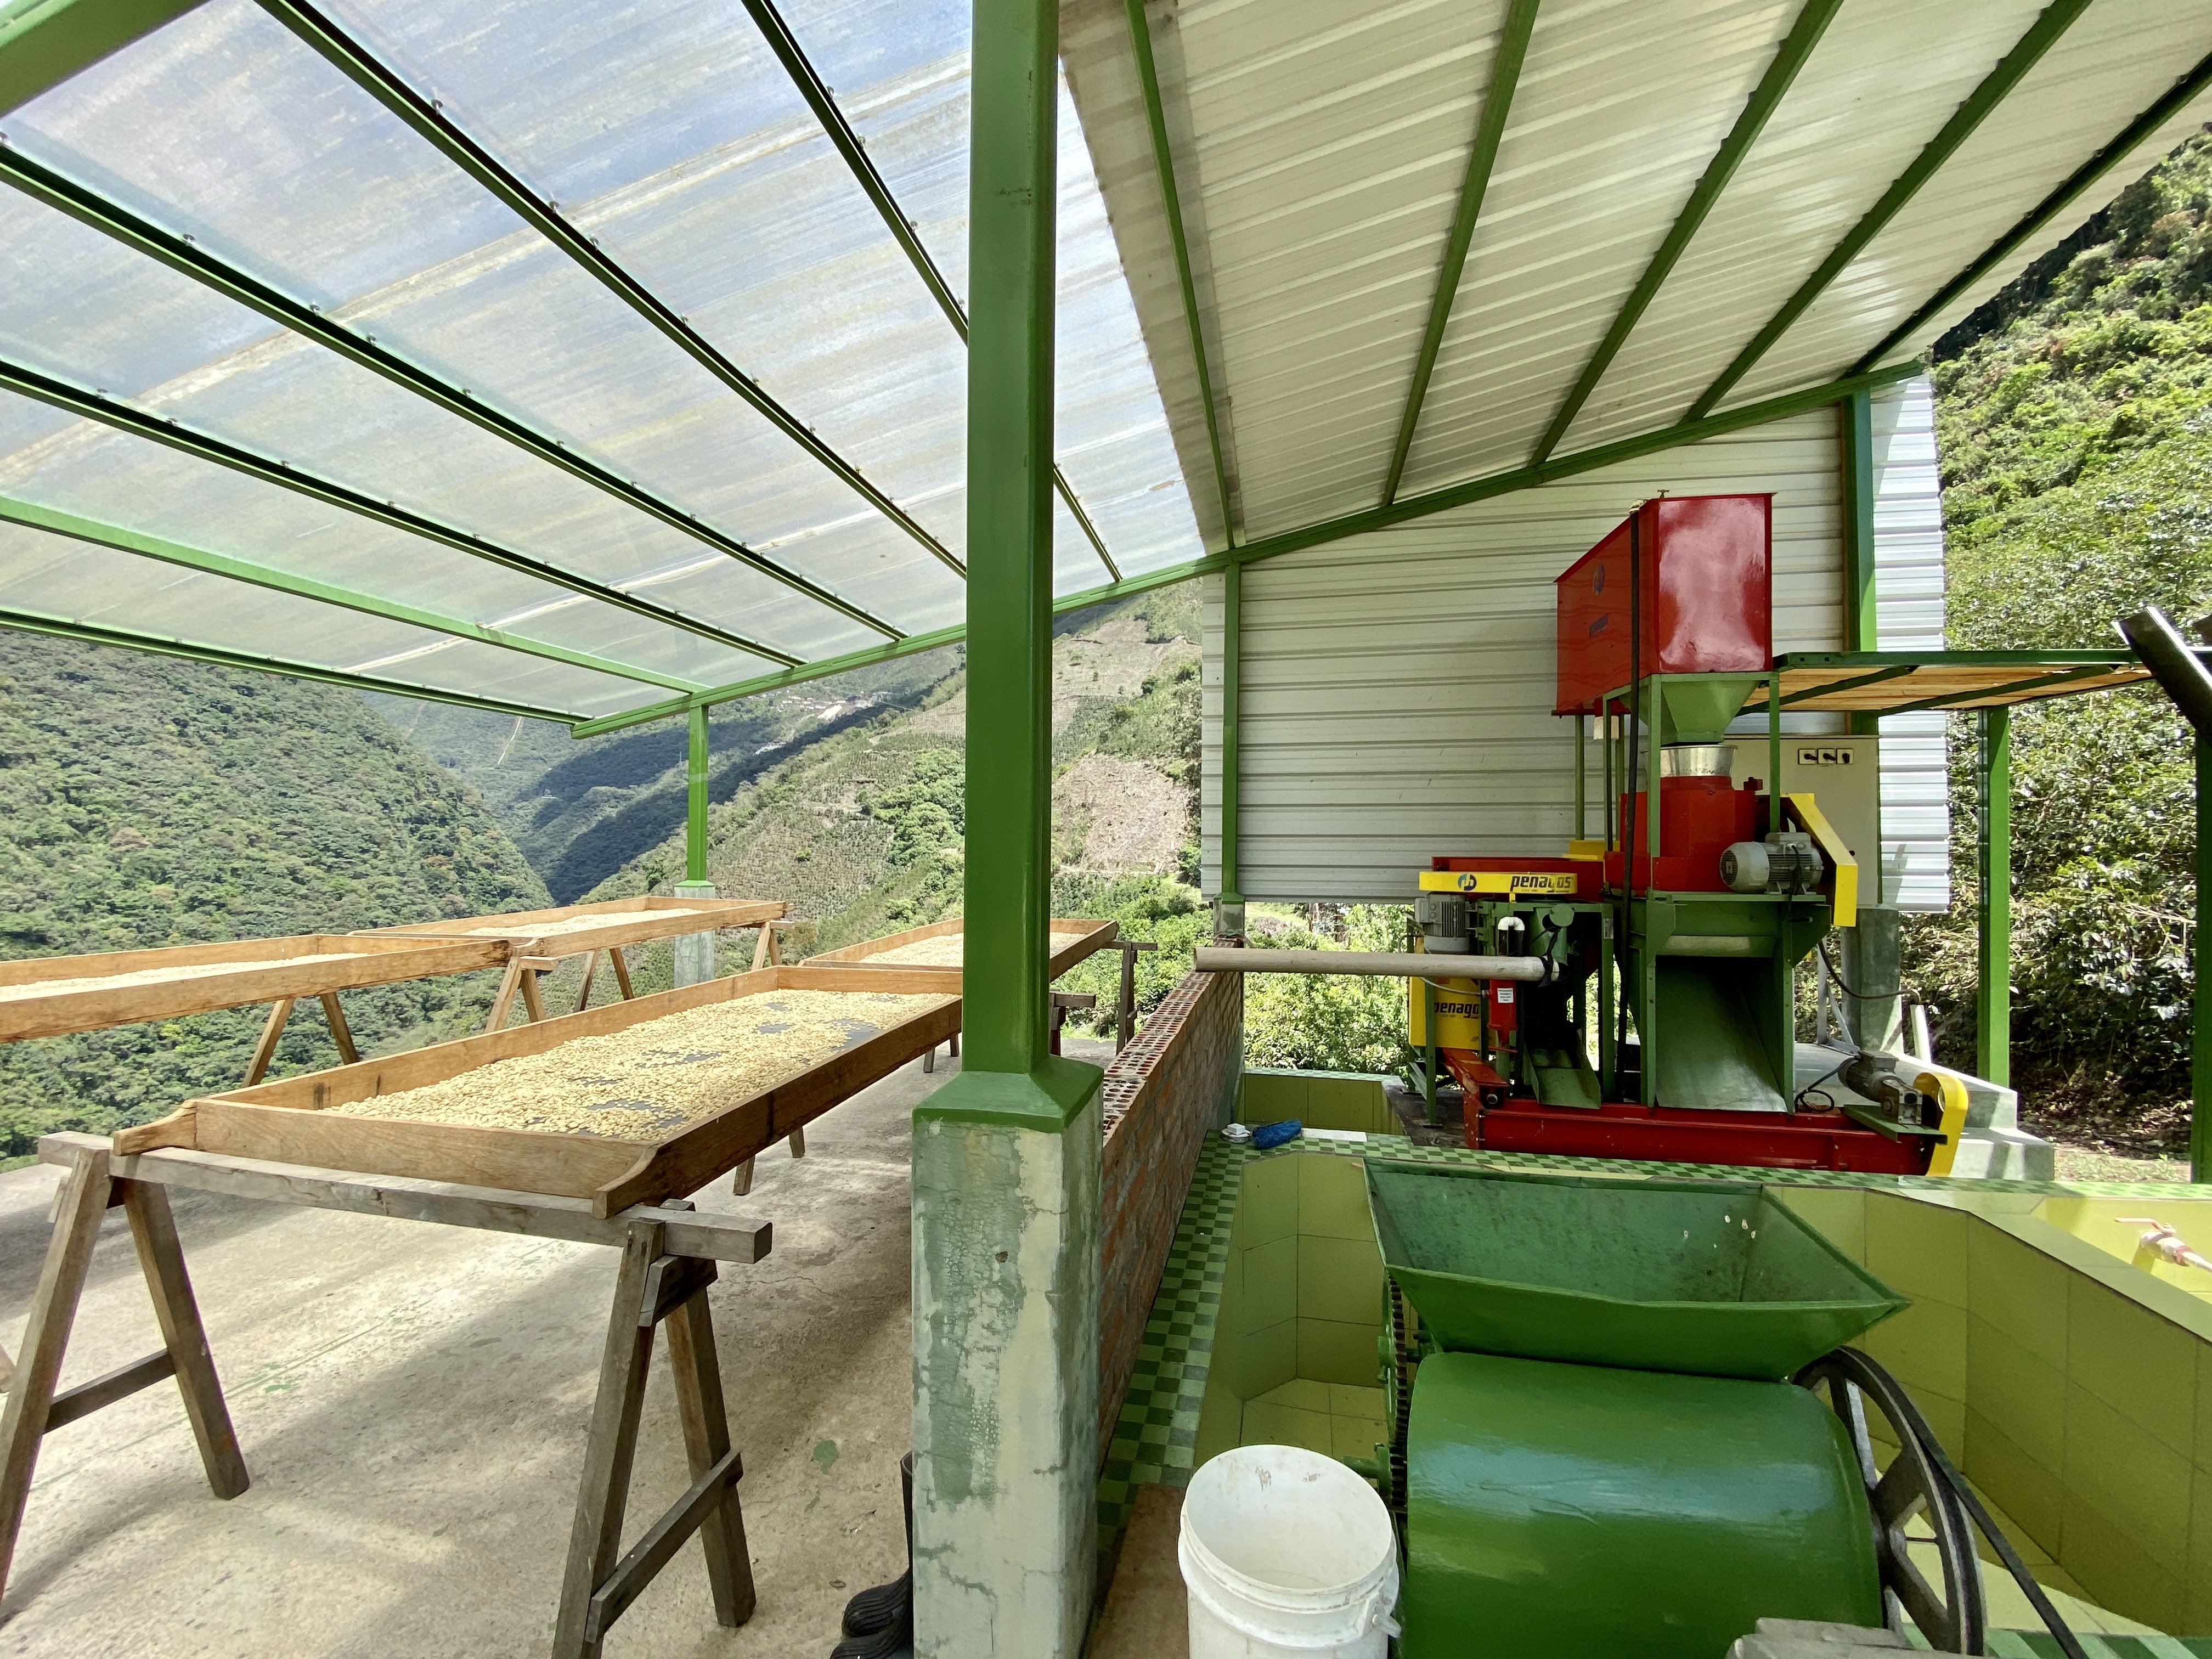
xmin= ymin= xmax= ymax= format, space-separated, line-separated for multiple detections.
xmin=0 ymin=1133 xmax=772 ymax=1659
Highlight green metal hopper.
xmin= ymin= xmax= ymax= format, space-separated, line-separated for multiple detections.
xmin=1367 ymin=1163 xmax=1905 ymax=1379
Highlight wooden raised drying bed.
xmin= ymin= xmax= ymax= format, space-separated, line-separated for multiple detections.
xmin=809 ymin=916 xmax=1118 ymax=976
xmin=0 ymin=934 xmax=511 ymax=1044
xmin=116 ymin=963 xmax=962 ymax=1216
xmin=358 ymin=894 xmax=788 ymax=956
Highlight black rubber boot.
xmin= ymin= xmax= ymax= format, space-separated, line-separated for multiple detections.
xmin=837 ymin=1453 xmax=915 ymax=1644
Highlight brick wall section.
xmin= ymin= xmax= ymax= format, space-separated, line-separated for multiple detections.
xmin=1097 ymin=967 xmax=1243 ymax=1455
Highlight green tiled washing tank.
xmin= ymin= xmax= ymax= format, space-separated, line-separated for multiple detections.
xmin=1370 ymin=1163 xmax=1910 ymax=1657
xmin=1367 ymin=1163 xmax=1906 ymax=1379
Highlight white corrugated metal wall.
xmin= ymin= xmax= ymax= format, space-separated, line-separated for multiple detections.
xmin=1201 ymin=380 xmax=1950 ymax=907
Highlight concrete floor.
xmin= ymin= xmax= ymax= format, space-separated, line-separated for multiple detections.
xmin=0 ymin=1040 xmax=1130 ymax=1658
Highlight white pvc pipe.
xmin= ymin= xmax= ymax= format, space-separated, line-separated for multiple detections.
xmin=1193 ymin=947 xmax=1549 ymax=983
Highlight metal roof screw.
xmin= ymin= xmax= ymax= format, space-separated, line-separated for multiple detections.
xmin=432 ymin=99 xmax=444 ymax=111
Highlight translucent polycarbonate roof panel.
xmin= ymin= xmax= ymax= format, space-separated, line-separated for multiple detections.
xmin=0 ymin=518 xmax=663 ymax=716
xmin=0 ymin=0 xmax=1201 ymax=718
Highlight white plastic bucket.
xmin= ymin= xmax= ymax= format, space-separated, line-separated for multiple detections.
xmin=1178 ymin=1444 xmax=1400 ymax=1657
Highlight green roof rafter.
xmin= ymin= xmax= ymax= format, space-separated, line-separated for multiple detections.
xmin=0 ymin=493 xmax=706 ymax=693
xmin=739 ymin=0 xmax=1119 ymax=584
xmin=0 ymin=354 xmax=803 ymax=667
xmin=1687 ymin=0 xmax=2093 ymax=424
xmin=0 ymin=604 xmax=584 ymax=721
xmin=1532 ymin=0 xmax=1842 ymax=466
xmin=0 ymin=137 xmax=902 ymax=641
xmin=574 ymin=362 xmax=1917 ymax=736
xmin=257 ymin=0 xmax=960 ymax=601
xmin=1127 ymin=0 xmax=1235 ymax=550
xmin=0 ymin=0 xmax=201 ymax=115
xmin=1382 ymin=0 xmax=1539 ymax=505
xmin=1851 ymin=43 xmax=2212 ymax=375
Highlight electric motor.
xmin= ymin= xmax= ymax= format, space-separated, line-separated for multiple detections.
xmin=1719 ymin=832 xmax=1825 ymax=896
xmin=1415 ymin=891 xmax=1471 ymax=953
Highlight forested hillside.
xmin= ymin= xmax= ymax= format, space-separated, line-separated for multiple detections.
xmin=0 ymin=635 xmax=545 ymax=1158
xmin=1909 ymin=127 xmax=2212 ymax=1158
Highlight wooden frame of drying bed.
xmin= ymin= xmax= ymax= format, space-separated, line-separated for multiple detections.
xmin=114 ymin=963 xmax=963 ymax=1217
xmin=0 ymin=933 xmax=512 ymax=1045
xmin=358 ymin=894 xmax=788 ymax=957
xmin=808 ymin=915 xmax=1119 ymax=975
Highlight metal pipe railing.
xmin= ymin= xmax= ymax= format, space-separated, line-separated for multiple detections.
xmin=1193 ymin=947 xmax=1551 ymax=982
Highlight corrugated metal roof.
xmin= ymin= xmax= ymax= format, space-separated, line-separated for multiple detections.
xmin=1069 ymin=0 xmax=2212 ymax=547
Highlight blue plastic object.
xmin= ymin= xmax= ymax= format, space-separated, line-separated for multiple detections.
xmin=1250 ymin=1120 xmax=1302 ymax=1150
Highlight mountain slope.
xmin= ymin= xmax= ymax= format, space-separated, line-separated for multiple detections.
xmin=1909 ymin=127 xmax=2212 ymax=1155
xmin=0 ymin=635 xmax=547 ymax=1156
xmin=575 ymin=587 xmax=1205 ymax=991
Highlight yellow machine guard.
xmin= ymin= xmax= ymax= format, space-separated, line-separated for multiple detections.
xmin=1417 ymin=869 xmax=1581 ymax=896
xmin=1785 ymin=792 xmax=1858 ymax=928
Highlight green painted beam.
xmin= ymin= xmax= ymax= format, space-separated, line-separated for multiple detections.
xmin=1126 ymin=0 xmax=1236 ymax=550
xmin=0 ymin=493 xmax=703 ymax=692
xmin=0 ymin=604 xmax=584 ymax=722
xmin=257 ymin=0 xmax=958 ymax=597
xmin=1382 ymin=0 xmax=1540 ymax=504
xmin=0 ymin=139 xmax=901 ymax=640
xmin=1854 ymin=45 xmax=2212 ymax=376
xmin=0 ymin=0 xmax=200 ymax=114
xmin=1976 ymin=704 xmax=2011 ymax=1087
xmin=1532 ymin=0 xmax=1842 ymax=466
xmin=567 ymin=550 xmax=1225 ymax=737
xmin=959 ymin=0 xmax=1059 ymax=1074
xmin=0 ymin=354 xmax=799 ymax=667
xmin=2198 ymin=735 xmax=2212 ymax=1182
xmin=1839 ymin=386 xmax=1879 ymax=740
xmin=685 ymin=703 xmax=710 ymax=883
xmin=736 ymin=0 xmax=1119 ymax=585
xmin=1233 ymin=361 xmax=1922 ymax=566
xmin=1687 ymin=0 xmax=2093 ymax=423
xmin=573 ymin=365 xmax=1923 ymax=736
xmin=1217 ymin=555 xmax=1242 ymax=905
xmin=1776 ymin=648 xmax=2134 ymax=670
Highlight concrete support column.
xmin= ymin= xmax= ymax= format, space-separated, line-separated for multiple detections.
xmin=910 ymin=0 xmax=1103 ymax=1648
xmin=672 ymin=881 xmax=718 ymax=987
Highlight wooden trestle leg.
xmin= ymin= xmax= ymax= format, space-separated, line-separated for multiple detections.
xmin=0 ymin=1146 xmax=247 ymax=1605
xmin=552 ymin=1218 xmax=753 ymax=1659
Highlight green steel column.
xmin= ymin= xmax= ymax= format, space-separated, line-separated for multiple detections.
xmin=685 ymin=703 xmax=709 ymax=884
xmin=1976 ymin=707 xmax=2011 ymax=1086
xmin=911 ymin=0 xmax=1103 ymax=1648
xmin=1841 ymin=392 xmax=1877 ymax=658
xmin=1218 ymin=557 xmax=1244 ymax=915
xmin=2197 ymin=737 xmax=2212 ymax=1181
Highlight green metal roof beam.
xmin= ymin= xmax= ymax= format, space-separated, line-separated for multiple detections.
xmin=571 ymin=549 xmax=1228 ymax=738
xmin=1852 ymin=44 xmax=2212 ymax=376
xmin=1775 ymin=648 xmax=2133 ymax=668
xmin=257 ymin=0 xmax=958 ymax=599
xmin=573 ymin=364 xmax=1922 ymax=736
xmin=0 ymin=354 xmax=802 ymax=668
xmin=0 ymin=139 xmax=900 ymax=641
xmin=736 ymin=0 xmax=1119 ymax=584
xmin=1232 ymin=360 xmax=1921 ymax=567
xmin=1687 ymin=0 xmax=2093 ymax=424
xmin=0 ymin=0 xmax=202 ymax=114
xmin=1382 ymin=0 xmax=1540 ymax=504
xmin=1126 ymin=0 xmax=1236 ymax=550
xmin=0 ymin=493 xmax=705 ymax=693
xmin=0 ymin=605 xmax=584 ymax=722
xmin=1533 ymin=0 xmax=1842 ymax=466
